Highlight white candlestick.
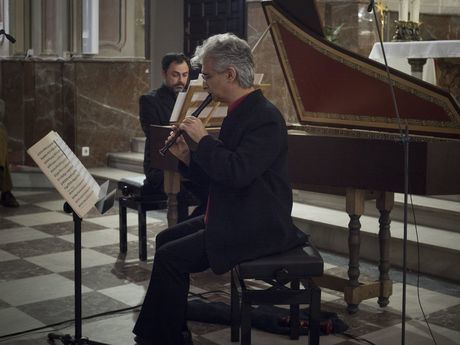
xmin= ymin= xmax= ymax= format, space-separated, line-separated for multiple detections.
xmin=411 ymin=0 xmax=420 ymax=23
xmin=399 ymin=0 xmax=409 ymax=21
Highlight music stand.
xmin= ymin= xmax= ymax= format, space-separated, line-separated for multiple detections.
xmin=48 ymin=181 xmax=116 ymax=345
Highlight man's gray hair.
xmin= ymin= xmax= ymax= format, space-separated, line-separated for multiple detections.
xmin=191 ymin=33 xmax=254 ymax=88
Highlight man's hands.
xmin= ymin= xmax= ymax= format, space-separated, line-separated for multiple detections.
xmin=179 ymin=116 xmax=208 ymax=143
xmin=166 ymin=125 xmax=190 ymax=166
xmin=166 ymin=117 xmax=208 ymax=166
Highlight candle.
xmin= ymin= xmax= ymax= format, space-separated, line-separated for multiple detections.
xmin=399 ymin=0 xmax=409 ymax=21
xmin=411 ymin=0 xmax=420 ymax=23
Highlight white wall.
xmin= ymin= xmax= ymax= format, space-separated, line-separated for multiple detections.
xmin=148 ymin=0 xmax=184 ymax=89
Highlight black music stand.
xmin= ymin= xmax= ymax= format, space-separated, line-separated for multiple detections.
xmin=48 ymin=181 xmax=116 ymax=345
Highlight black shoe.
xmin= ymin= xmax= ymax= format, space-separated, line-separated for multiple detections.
xmin=134 ymin=335 xmax=152 ymax=345
xmin=1 ymin=191 xmax=19 ymax=208
xmin=134 ymin=332 xmax=193 ymax=345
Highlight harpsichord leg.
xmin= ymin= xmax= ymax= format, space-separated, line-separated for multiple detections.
xmin=344 ymin=189 xmax=365 ymax=314
xmin=376 ymin=192 xmax=394 ymax=307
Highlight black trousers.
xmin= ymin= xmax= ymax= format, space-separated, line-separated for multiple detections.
xmin=133 ymin=216 xmax=209 ymax=344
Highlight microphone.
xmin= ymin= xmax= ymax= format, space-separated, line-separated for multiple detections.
xmin=367 ymin=0 xmax=375 ymax=13
xmin=0 ymin=29 xmax=16 ymax=43
xmin=159 ymin=93 xmax=213 ymax=156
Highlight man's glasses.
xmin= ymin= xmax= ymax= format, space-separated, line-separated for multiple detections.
xmin=201 ymin=70 xmax=226 ymax=81
xmin=201 ymin=73 xmax=215 ymax=81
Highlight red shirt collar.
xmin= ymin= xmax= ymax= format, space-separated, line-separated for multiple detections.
xmin=228 ymin=92 xmax=251 ymax=113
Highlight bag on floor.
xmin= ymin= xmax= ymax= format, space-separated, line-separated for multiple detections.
xmin=187 ymin=299 xmax=348 ymax=335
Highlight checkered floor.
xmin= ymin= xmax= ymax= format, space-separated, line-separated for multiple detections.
xmin=0 ymin=188 xmax=459 ymax=345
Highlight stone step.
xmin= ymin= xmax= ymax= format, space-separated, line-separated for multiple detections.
xmin=11 ymin=166 xmax=53 ymax=189
xmin=87 ymin=167 xmax=144 ymax=195
xmin=292 ymin=202 xmax=460 ymax=282
xmin=106 ymin=151 xmax=144 ymax=173
xmin=293 ymin=190 xmax=460 ymax=233
xmin=13 ymin=161 xmax=459 ymax=283
xmin=88 ymin=167 xmax=460 ymax=282
xmin=131 ymin=137 xmax=145 ymax=154
xmin=431 ymin=194 xmax=460 ymax=202
xmin=89 ymin=167 xmax=144 ymax=182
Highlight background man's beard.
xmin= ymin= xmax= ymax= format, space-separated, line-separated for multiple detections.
xmin=173 ymin=84 xmax=185 ymax=93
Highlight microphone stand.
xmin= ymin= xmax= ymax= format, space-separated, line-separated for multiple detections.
xmin=368 ymin=2 xmax=409 ymax=345
xmin=0 ymin=29 xmax=16 ymax=43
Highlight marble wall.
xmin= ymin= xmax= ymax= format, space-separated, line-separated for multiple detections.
xmin=0 ymin=59 xmax=149 ymax=168
xmin=2 ymin=1 xmax=459 ymax=171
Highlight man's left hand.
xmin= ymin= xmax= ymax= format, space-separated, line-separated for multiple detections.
xmin=179 ymin=116 xmax=208 ymax=144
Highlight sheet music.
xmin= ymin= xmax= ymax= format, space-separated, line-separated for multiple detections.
xmin=27 ymin=131 xmax=100 ymax=218
xmin=254 ymin=73 xmax=264 ymax=85
xmin=170 ymin=91 xmax=187 ymax=122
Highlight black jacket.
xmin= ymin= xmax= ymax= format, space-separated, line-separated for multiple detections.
xmin=179 ymin=89 xmax=307 ymax=274
xmin=139 ymin=85 xmax=176 ymax=188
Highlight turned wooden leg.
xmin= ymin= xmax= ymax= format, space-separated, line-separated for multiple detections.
xmin=376 ymin=192 xmax=394 ymax=307
xmin=345 ymin=188 xmax=365 ymax=314
xmin=166 ymin=193 xmax=178 ymax=227
xmin=347 ymin=214 xmax=361 ymax=314
xmin=164 ymin=171 xmax=181 ymax=227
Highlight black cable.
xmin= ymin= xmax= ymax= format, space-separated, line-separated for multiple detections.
xmin=0 ymin=289 xmax=230 ymax=342
xmin=410 ymin=195 xmax=439 ymax=345
xmin=0 ymin=319 xmax=74 ymax=342
xmin=342 ymin=332 xmax=378 ymax=345
xmin=0 ymin=305 xmax=141 ymax=342
xmin=188 ymin=289 xmax=231 ymax=299
xmin=368 ymin=3 xmax=409 ymax=345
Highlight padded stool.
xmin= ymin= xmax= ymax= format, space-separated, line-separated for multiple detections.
xmin=231 ymin=243 xmax=323 ymax=345
xmin=118 ymin=176 xmax=167 ymax=261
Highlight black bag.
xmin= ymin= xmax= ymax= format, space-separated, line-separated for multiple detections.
xmin=187 ymin=299 xmax=348 ymax=335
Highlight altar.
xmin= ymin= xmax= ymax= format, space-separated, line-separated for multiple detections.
xmin=369 ymin=40 xmax=460 ymax=86
xmin=369 ymin=40 xmax=460 ymax=103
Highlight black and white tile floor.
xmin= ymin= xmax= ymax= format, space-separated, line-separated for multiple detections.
xmin=0 ymin=188 xmax=459 ymax=345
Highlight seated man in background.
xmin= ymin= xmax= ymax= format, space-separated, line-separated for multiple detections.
xmin=0 ymin=99 xmax=19 ymax=208
xmin=139 ymin=53 xmax=207 ymax=221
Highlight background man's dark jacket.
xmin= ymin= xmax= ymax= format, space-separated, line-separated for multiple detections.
xmin=179 ymin=89 xmax=307 ymax=274
xmin=139 ymin=84 xmax=176 ymax=189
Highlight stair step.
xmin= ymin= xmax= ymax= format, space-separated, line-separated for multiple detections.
xmin=88 ymin=167 xmax=143 ymax=182
xmin=430 ymin=194 xmax=460 ymax=202
xmin=88 ymin=167 xmax=144 ymax=193
xmin=293 ymin=190 xmax=460 ymax=233
xmin=106 ymin=151 xmax=144 ymax=173
xmin=292 ymin=202 xmax=460 ymax=282
xmin=11 ymin=170 xmax=53 ymax=189
xmin=131 ymin=137 xmax=146 ymax=154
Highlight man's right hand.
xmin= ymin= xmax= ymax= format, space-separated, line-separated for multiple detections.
xmin=166 ymin=126 xmax=191 ymax=166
